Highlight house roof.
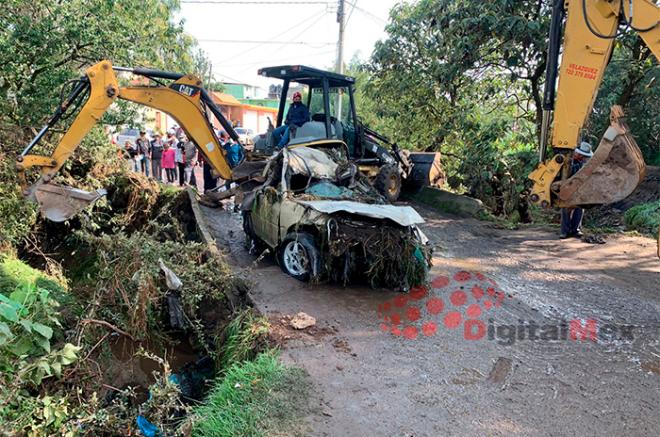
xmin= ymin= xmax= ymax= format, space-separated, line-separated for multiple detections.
xmin=211 ymin=92 xmax=242 ymax=107
xmin=241 ymin=103 xmax=277 ymax=113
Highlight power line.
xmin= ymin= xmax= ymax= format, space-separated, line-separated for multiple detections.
xmin=218 ymin=7 xmax=328 ymax=62
xmin=198 ymin=39 xmax=334 ymax=46
xmin=345 ymin=1 xmax=386 ymax=25
xmin=217 ymin=49 xmax=336 ymax=68
xmin=345 ymin=0 xmax=356 ymax=26
xmin=232 ymin=8 xmax=331 ymax=75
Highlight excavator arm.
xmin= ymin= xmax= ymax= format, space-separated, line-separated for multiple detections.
xmin=529 ymin=0 xmax=658 ymax=208
xmin=16 ymin=60 xmax=241 ymax=221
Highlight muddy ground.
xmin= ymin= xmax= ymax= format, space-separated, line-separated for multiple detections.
xmin=200 ymin=202 xmax=659 ymax=437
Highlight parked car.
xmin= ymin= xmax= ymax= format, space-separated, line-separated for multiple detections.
xmin=116 ymin=128 xmax=140 ymax=147
xmin=116 ymin=128 xmax=154 ymax=147
xmin=235 ymin=127 xmax=255 ymax=148
xmin=241 ymin=144 xmax=431 ymax=290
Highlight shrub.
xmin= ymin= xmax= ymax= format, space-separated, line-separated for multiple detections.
xmin=624 ymin=201 xmax=660 ymax=235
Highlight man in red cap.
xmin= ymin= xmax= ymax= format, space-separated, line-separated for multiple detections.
xmin=272 ymin=91 xmax=310 ymax=148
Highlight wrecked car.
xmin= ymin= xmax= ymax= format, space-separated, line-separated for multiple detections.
xmin=241 ymin=143 xmax=432 ymax=290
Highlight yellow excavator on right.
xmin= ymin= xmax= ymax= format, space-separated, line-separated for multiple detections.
xmin=528 ymin=0 xmax=658 ymax=210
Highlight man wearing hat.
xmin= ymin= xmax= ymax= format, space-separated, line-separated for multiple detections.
xmin=560 ymin=142 xmax=594 ymax=239
xmin=271 ymin=91 xmax=310 ymax=148
xmin=135 ymin=130 xmax=151 ymax=177
xmin=150 ymin=132 xmax=165 ymax=181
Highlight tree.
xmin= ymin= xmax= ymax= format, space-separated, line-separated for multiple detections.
xmin=366 ymin=0 xmax=550 ymax=151
xmin=0 ymin=0 xmax=210 ymax=245
xmin=363 ymin=0 xmax=658 ymax=217
xmin=0 ymin=0 xmax=208 ymax=135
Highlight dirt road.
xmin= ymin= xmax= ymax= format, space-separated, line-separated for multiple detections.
xmin=201 ymin=203 xmax=660 ymax=437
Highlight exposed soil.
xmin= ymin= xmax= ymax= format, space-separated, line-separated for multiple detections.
xmin=200 ymin=201 xmax=660 ymax=437
xmin=587 ymin=165 xmax=660 ymax=229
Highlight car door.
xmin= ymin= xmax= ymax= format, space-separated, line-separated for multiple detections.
xmin=251 ymin=186 xmax=283 ymax=248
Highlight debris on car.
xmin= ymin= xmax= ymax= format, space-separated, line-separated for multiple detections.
xmin=241 ymin=143 xmax=432 ymax=290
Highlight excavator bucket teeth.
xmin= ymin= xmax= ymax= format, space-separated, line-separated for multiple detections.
xmin=556 ymin=108 xmax=646 ymax=208
xmin=31 ymin=183 xmax=107 ymax=222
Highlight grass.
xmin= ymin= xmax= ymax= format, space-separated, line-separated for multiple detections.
xmin=624 ymin=201 xmax=660 ymax=236
xmin=218 ymin=310 xmax=270 ymax=370
xmin=0 ymin=255 xmax=67 ymax=298
xmin=191 ymin=351 xmax=312 ymax=437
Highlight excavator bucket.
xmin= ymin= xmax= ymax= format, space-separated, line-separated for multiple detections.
xmin=555 ymin=107 xmax=646 ymax=208
xmin=30 ymin=182 xmax=107 ymax=222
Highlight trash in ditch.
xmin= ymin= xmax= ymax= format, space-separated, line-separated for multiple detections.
xmin=159 ymin=258 xmax=183 ymax=290
xmin=136 ymin=415 xmax=160 ymax=437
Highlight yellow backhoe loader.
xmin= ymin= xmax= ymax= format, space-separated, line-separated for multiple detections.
xmin=16 ymin=60 xmax=243 ymax=222
xmin=528 ymin=0 xmax=658 ymax=208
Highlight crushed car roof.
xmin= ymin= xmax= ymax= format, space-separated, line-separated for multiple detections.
xmin=287 ymin=146 xmax=338 ymax=179
xmin=297 ymin=200 xmax=425 ymax=227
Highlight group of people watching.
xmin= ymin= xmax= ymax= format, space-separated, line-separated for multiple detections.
xmin=123 ymin=128 xmax=244 ymax=192
xmin=123 ymin=129 xmax=198 ymax=187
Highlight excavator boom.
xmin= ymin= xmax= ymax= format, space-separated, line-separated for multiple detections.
xmin=529 ymin=0 xmax=658 ymax=208
xmin=16 ymin=60 xmax=241 ymax=221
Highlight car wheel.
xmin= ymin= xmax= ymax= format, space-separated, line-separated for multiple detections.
xmin=375 ymin=164 xmax=402 ymax=202
xmin=242 ymin=211 xmax=265 ymax=255
xmin=277 ymin=232 xmax=323 ymax=282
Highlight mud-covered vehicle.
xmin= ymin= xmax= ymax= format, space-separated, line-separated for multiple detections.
xmin=241 ymin=144 xmax=432 ymax=290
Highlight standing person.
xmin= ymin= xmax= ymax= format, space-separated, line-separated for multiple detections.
xmin=124 ymin=140 xmax=138 ymax=171
xmin=202 ymin=156 xmax=217 ymax=193
xmin=161 ymin=142 xmax=176 ymax=183
xmin=165 ymin=130 xmax=179 ymax=179
xmin=135 ymin=130 xmax=151 ymax=177
xmin=271 ymin=91 xmax=309 ymax=148
xmin=560 ymin=142 xmax=593 ymax=239
xmin=150 ymin=133 xmax=164 ymax=181
xmin=184 ymin=137 xmax=198 ymax=186
xmin=175 ymin=135 xmax=187 ymax=186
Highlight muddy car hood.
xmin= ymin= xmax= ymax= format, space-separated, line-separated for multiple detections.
xmin=296 ymin=200 xmax=424 ymax=227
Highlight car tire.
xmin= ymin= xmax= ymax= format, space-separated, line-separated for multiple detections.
xmin=242 ymin=211 xmax=265 ymax=255
xmin=277 ymin=232 xmax=324 ymax=282
xmin=375 ymin=164 xmax=402 ymax=202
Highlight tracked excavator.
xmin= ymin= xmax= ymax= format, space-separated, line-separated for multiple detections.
xmin=15 ymin=60 xmax=247 ymax=222
xmin=528 ymin=0 xmax=657 ymax=208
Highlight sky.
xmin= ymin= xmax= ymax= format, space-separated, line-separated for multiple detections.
xmin=176 ymin=0 xmax=401 ymax=93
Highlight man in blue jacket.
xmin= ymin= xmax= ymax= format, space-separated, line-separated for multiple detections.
xmin=272 ymin=91 xmax=310 ymax=148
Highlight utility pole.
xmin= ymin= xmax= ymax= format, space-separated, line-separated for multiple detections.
xmin=335 ymin=0 xmax=345 ymax=120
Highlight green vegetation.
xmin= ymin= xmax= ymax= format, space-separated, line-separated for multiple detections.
xmin=624 ymin=201 xmax=660 ymax=236
xmin=192 ymin=352 xmax=311 ymax=437
xmin=0 ymin=0 xmax=210 ymax=130
xmin=0 ymin=255 xmax=82 ymax=435
xmin=218 ymin=310 xmax=270 ymax=370
xmin=0 ymin=0 xmax=212 ymax=250
xmin=352 ymin=0 xmax=658 ymax=220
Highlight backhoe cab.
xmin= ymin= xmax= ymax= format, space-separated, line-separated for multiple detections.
xmin=253 ymin=65 xmax=444 ymax=202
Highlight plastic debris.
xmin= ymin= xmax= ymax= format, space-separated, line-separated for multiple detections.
xmin=136 ymin=415 xmax=160 ymax=437
xmin=158 ymin=258 xmax=182 ymax=290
